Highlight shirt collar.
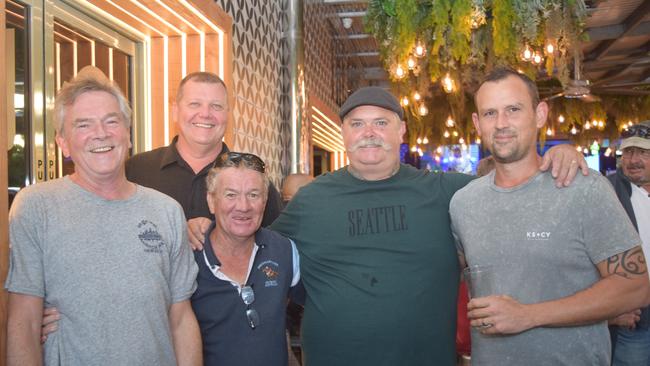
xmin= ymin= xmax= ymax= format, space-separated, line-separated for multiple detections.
xmin=159 ymin=137 xmax=230 ymax=170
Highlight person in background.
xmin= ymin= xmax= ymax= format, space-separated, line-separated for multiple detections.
xmin=451 ymin=67 xmax=649 ymax=366
xmin=608 ymin=120 xmax=650 ymax=366
xmin=281 ymin=173 xmax=314 ymax=207
xmin=475 ymin=155 xmax=495 ymax=177
xmin=6 ymin=67 xmax=201 ymax=366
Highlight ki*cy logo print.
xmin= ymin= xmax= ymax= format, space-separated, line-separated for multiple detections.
xmin=258 ymin=260 xmax=280 ymax=288
xmin=526 ymin=231 xmax=551 ymax=241
xmin=138 ymin=220 xmax=166 ymax=253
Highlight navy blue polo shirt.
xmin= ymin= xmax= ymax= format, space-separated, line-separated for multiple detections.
xmin=190 ymin=224 xmax=299 ymax=366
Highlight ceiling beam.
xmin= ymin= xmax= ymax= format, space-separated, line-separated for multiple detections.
xmin=323 ymin=0 xmax=368 ymax=3
xmin=586 ymin=0 xmax=650 ymax=61
xmin=345 ymin=66 xmax=388 ymax=80
xmin=586 ymin=21 xmax=650 ymax=42
xmin=330 ymin=11 xmax=366 ymax=18
xmin=336 ymin=51 xmax=379 ymax=57
xmin=333 ymin=33 xmax=371 ymax=40
xmin=596 ymin=88 xmax=650 ymax=96
xmin=592 ymin=40 xmax=650 ymax=85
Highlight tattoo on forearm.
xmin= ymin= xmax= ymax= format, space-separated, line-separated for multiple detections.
xmin=607 ymin=248 xmax=647 ymax=278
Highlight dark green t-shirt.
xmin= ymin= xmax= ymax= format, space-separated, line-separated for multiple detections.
xmin=271 ymin=165 xmax=473 ymax=366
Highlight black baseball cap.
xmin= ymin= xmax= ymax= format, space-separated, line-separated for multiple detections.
xmin=339 ymin=86 xmax=404 ymax=121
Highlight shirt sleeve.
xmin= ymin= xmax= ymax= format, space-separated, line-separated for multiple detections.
xmin=269 ymin=190 xmax=303 ymax=239
xmin=168 ymin=203 xmax=199 ymax=303
xmin=4 ymin=190 xmax=46 ymax=298
xmin=580 ymin=174 xmax=641 ymax=264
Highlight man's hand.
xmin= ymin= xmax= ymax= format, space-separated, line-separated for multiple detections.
xmin=609 ymin=309 xmax=642 ymax=329
xmin=467 ymin=295 xmax=536 ymax=335
xmin=187 ymin=217 xmax=211 ymax=251
xmin=40 ymin=307 xmax=60 ymax=344
xmin=539 ymin=144 xmax=589 ymax=187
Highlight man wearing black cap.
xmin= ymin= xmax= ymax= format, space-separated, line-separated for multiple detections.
xmin=609 ymin=120 xmax=650 ymax=366
xmin=270 ymin=86 xmax=588 ymax=366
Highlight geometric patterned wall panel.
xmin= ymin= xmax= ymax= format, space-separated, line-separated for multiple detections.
xmin=215 ymin=0 xmax=286 ymax=185
xmin=304 ymin=0 xmax=349 ymax=113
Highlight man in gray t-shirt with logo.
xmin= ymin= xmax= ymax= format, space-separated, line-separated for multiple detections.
xmin=5 ymin=67 xmax=201 ymax=366
xmin=450 ymin=67 xmax=650 ymax=366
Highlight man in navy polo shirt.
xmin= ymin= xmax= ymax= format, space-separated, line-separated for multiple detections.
xmin=190 ymin=152 xmax=300 ymax=366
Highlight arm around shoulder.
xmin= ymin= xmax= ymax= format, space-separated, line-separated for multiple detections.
xmin=7 ymin=293 xmax=44 ymax=366
xmin=169 ymin=300 xmax=202 ymax=366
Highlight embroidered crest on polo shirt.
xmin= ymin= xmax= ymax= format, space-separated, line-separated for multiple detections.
xmin=526 ymin=231 xmax=551 ymax=240
xmin=258 ymin=260 xmax=280 ymax=287
xmin=138 ymin=220 xmax=166 ymax=253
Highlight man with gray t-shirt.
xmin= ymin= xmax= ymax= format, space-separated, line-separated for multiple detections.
xmin=5 ymin=67 xmax=201 ymax=366
xmin=450 ymin=67 xmax=650 ymax=365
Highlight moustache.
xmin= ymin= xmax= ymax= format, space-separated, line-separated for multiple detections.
xmin=493 ymin=128 xmax=517 ymax=139
xmin=626 ymin=162 xmax=646 ymax=170
xmin=348 ymin=138 xmax=391 ymax=152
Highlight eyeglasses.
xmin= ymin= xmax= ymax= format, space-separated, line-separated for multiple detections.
xmin=622 ymin=147 xmax=650 ymax=159
xmin=214 ymin=152 xmax=266 ymax=173
xmin=622 ymin=124 xmax=650 ymax=139
xmin=241 ymin=285 xmax=260 ymax=329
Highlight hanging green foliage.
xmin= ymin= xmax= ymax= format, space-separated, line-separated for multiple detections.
xmin=492 ymin=0 xmax=519 ymax=60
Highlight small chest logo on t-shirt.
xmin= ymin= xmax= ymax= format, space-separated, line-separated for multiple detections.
xmin=526 ymin=231 xmax=551 ymax=240
xmin=347 ymin=205 xmax=408 ymax=237
xmin=258 ymin=260 xmax=280 ymax=287
xmin=137 ymin=220 xmax=166 ymax=253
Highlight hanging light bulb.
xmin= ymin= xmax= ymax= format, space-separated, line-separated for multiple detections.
xmin=418 ymin=150 xmax=424 ymax=157
xmin=418 ymin=104 xmax=428 ymax=116
xmin=416 ymin=137 xmax=422 ymax=144
xmin=422 ymin=137 xmax=429 ymax=144
xmin=446 ymin=116 xmax=455 ymax=127
xmin=414 ymin=42 xmax=426 ymax=58
xmin=533 ymin=53 xmax=542 ymax=64
xmin=411 ymin=145 xmax=417 ymax=152
xmin=546 ymin=127 xmax=553 ymax=136
xmin=459 ymin=137 xmax=465 ymax=144
xmin=583 ymin=148 xmax=589 ymax=154
xmin=584 ymin=121 xmax=591 ymax=130
xmin=395 ymin=64 xmax=405 ymax=79
xmin=522 ymin=46 xmax=532 ymax=61
xmin=407 ymin=57 xmax=416 ymax=70
xmin=558 ymin=114 xmax=565 ymax=123
xmin=413 ymin=91 xmax=421 ymax=101
xmin=546 ymin=43 xmax=555 ymax=54
xmin=453 ymin=131 xmax=459 ymax=137
xmin=598 ymin=120 xmax=604 ymax=128
xmin=442 ymin=73 xmax=454 ymax=93
xmin=436 ymin=146 xmax=443 ymax=153
xmin=444 ymin=130 xmax=450 ymax=138
xmin=475 ymin=137 xmax=481 ymax=144
xmin=576 ymin=145 xmax=582 ymax=152
xmin=401 ymin=96 xmax=409 ymax=106
xmin=571 ymin=126 xmax=578 ymax=135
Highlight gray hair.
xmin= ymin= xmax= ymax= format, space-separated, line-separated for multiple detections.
xmin=206 ymin=165 xmax=270 ymax=197
xmin=54 ymin=68 xmax=131 ymax=135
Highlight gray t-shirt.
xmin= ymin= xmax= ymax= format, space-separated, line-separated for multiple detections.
xmin=5 ymin=176 xmax=198 ymax=366
xmin=450 ymin=170 xmax=641 ymax=366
